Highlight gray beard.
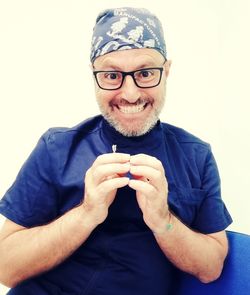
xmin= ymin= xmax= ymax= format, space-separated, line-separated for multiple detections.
xmin=96 ymin=88 xmax=166 ymax=137
xmin=102 ymin=111 xmax=159 ymax=137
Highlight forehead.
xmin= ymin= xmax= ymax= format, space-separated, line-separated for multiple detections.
xmin=93 ymin=48 xmax=164 ymax=70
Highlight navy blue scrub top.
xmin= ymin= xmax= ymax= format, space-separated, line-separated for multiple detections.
xmin=0 ymin=115 xmax=232 ymax=295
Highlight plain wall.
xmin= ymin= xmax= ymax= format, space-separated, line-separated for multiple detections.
xmin=0 ymin=0 xmax=249 ymax=293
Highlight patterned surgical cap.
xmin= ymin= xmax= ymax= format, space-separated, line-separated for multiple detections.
xmin=90 ymin=7 xmax=167 ymax=63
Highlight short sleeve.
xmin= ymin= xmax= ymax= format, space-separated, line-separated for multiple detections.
xmin=0 ymin=132 xmax=59 ymax=227
xmin=191 ymin=149 xmax=233 ymax=233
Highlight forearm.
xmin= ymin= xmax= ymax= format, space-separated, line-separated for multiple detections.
xmin=154 ymin=213 xmax=228 ymax=283
xmin=0 ymin=205 xmax=98 ymax=287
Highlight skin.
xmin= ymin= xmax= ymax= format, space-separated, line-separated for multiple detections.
xmin=0 ymin=48 xmax=228 ymax=287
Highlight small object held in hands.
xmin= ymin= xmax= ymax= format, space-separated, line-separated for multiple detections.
xmin=112 ymin=144 xmax=117 ymax=153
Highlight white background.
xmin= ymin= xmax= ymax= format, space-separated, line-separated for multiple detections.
xmin=0 ymin=0 xmax=249 ymax=293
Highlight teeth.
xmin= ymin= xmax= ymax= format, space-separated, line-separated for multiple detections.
xmin=119 ymin=103 xmax=146 ymax=114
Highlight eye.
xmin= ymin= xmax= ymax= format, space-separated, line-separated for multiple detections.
xmin=140 ymin=70 xmax=152 ymax=78
xmin=104 ymin=72 xmax=120 ymax=80
xmin=136 ymin=69 xmax=155 ymax=80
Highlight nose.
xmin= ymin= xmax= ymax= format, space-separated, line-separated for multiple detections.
xmin=120 ymin=75 xmax=141 ymax=103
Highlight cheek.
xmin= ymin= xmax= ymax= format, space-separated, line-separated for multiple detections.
xmin=95 ymin=89 xmax=117 ymax=106
xmin=145 ymin=88 xmax=163 ymax=102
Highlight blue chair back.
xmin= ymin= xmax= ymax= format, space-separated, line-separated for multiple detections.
xmin=175 ymin=231 xmax=250 ymax=295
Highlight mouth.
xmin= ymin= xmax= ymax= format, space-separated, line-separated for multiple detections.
xmin=113 ymin=100 xmax=149 ymax=114
xmin=118 ymin=103 xmax=147 ymax=114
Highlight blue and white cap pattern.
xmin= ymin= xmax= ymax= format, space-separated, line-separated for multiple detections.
xmin=90 ymin=7 xmax=167 ymax=62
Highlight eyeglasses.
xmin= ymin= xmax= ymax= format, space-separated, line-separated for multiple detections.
xmin=93 ymin=67 xmax=164 ymax=90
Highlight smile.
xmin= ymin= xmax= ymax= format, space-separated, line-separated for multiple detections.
xmin=117 ymin=102 xmax=148 ymax=114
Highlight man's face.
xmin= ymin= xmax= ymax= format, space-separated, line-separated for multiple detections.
xmin=92 ymin=48 xmax=171 ymax=137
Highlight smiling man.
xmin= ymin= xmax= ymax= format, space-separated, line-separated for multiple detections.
xmin=0 ymin=7 xmax=232 ymax=295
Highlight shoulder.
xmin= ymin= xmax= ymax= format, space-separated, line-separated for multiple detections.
xmin=42 ymin=115 xmax=103 ymax=146
xmin=161 ymin=122 xmax=210 ymax=148
xmin=161 ymin=122 xmax=212 ymax=169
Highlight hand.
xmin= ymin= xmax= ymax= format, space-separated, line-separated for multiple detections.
xmin=83 ymin=153 xmax=130 ymax=225
xmin=128 ymin=154 xmax=170 ymax=233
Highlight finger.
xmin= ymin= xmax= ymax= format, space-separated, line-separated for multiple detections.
xmin=130 ymin=154 xmax=164 ymax=172
xmin=94 ymin=153 xmax=130 ymax=167
xmin=130 ymin=165 xmax=163 ymax=189
xmin=128 ymin=179 xmax=158 ymax=201
xmin=98 ymin=176 xmax=129 ymax=195
xmin=92 ymin=162 xmax=130 ymax=184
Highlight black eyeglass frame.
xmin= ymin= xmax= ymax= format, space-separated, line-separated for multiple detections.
xmin=93 ymin=67 xmax=164 ymax=90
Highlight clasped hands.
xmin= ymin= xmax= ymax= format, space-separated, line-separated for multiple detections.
xmin=83 ymin=153 xmax=170 ymax=233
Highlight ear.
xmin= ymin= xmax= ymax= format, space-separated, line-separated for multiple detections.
xmin=163 ymin=60 xmax=172 ymax=78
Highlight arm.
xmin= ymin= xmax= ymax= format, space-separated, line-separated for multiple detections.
xmin=153 ymin=215 xmax=228 ymax=283
xmin=0 ymin=153 xmax=130 ymax=288
xmin=128 ymin=154 xmax=228 ymax=283
xmin=0 ymin=206 xmax=96 ymax=288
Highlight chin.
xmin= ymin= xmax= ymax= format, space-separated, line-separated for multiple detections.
xmin=105 ymin=115 xmax=159 ymax=137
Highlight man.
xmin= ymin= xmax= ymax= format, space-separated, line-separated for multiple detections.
xmin=0 ymin=7 xmax=232 ymax=295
